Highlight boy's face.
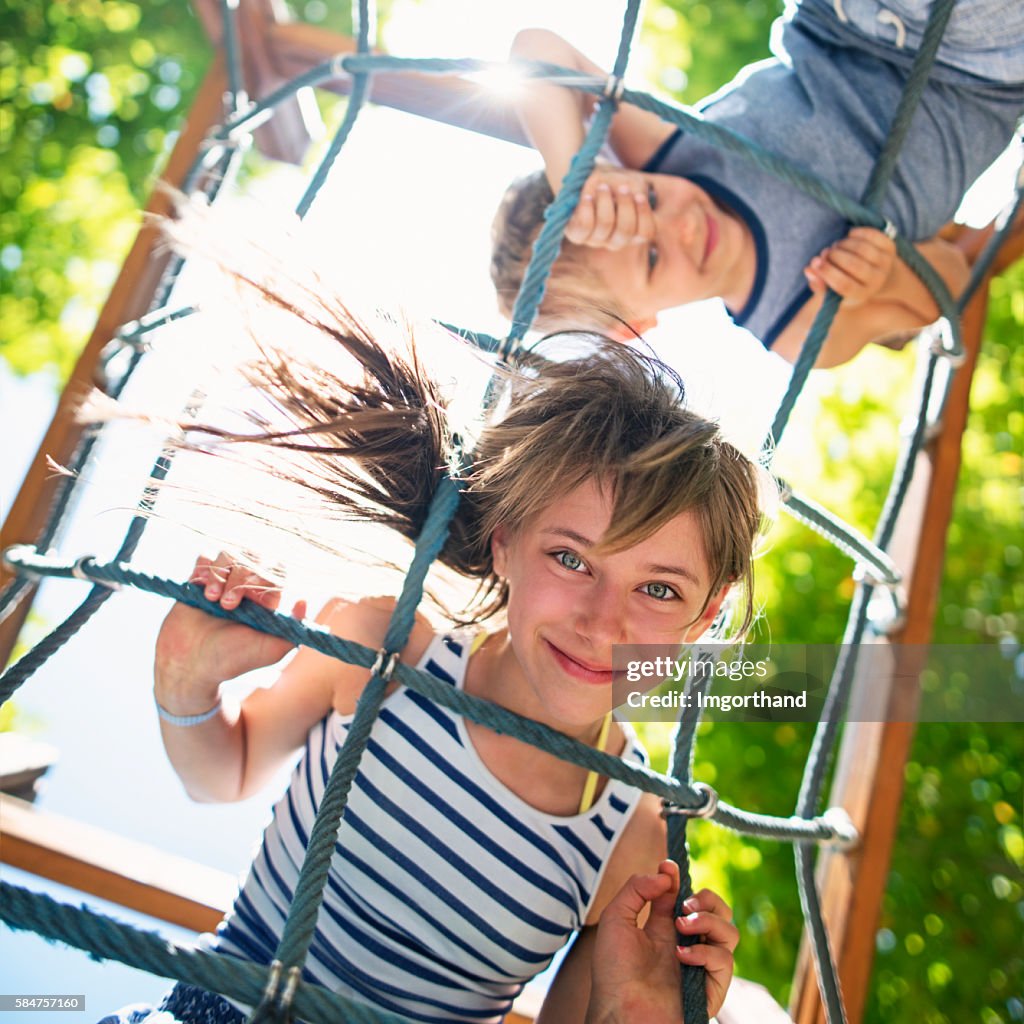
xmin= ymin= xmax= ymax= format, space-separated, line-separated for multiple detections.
xmin=582 ymin=172 xmax=755 ymax=331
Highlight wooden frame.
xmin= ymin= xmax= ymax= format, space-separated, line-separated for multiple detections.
xmin=790 ymin=226 xmax=1024 ymax=1022
xmin=0 ymin=57 xmax=231 ymax=670
xmin=1 ymin=793 xmax=232 ymax=931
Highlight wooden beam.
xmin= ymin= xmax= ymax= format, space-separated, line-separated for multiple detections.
xmin=0 ymin=793 xmax=233 ymax=932
xmin=789 ymin=271 xmax=995 ymax=1024
xmin=267 ymin=21 xmax=527 ymax=146
xmin=191 ymin=0 xmax=527 ymax=154
xmin=0 ymin=733 xmax=58 ymax=803
xmin=193 ymin=0 xmax=321 ymax=163
xmin=0 ymin=57 xmax=230 ymax=670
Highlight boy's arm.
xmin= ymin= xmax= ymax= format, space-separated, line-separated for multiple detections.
xmin=510 ymin=28 xmax=675 ymax=187
xmin=774 ymin=230 xmax=969 ymax=368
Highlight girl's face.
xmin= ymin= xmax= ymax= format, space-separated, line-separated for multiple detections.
xmin=491 ymin=477 xmax=725 ymax=732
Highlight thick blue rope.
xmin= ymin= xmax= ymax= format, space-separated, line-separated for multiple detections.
xmin=503 ymin=0 xmax=642 ymax=356
xmin=0 ymin=882 xmax=406 ymax=1024
xmin=295 ymin=0 xmax=374 ymax=219
xmin=269 ymin=475 xmax=461 ymax=985
xmin=0 ymin=545 xmax=853 ymax=845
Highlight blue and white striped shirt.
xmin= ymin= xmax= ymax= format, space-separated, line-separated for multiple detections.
xmin=212 ymin=633 xmax=648 ymax=1023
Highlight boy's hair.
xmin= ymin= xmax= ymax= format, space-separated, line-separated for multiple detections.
xmin=157 ymin=212 xmax=767 ymax=634
xmin=490 ymin=170 xmax=627 ymax=335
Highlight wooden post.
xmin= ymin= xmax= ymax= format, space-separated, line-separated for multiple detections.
xmin=0 ymin=57 xmax=229 ymax=669
xmin=789 ymin=274 xmax=995 ymax=1024
xmin=193 ymin=0 xmax=321 ymax=163
xmin=0 ymin=794 xmax=233 ymax=932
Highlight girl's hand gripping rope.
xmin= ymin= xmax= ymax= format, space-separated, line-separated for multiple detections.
xmin=586 ymin=859 xmax=738 ymax=1023
xmin=154 ymin=552 xmax=307 ymax=719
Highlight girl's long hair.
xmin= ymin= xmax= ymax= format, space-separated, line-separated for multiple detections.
xmin=137 ymin=203 xmax=770 ymax=630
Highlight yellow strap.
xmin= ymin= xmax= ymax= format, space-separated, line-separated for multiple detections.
xmin=470 ymin=632 xmax=609 ymax=815
xmin=578 ymin=712 xmax=613 ymax=815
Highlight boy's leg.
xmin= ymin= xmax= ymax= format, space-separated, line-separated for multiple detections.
xmin=793 ymin=0 xmax=1024 ymax=85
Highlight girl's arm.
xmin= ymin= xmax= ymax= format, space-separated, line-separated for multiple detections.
xmin=155 ymin=555 xmax=431 ymax=803
xmin=154 ymin=554 xmax=319 ymax=803
xmin=538 ymin=862 xmax=739 ymax=1024
xmin=537 ymin=795 xmax=663 ymax=1023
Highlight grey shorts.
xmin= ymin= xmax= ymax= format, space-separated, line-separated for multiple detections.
xmin=793 ymin=0 xmax=1024 ymax=85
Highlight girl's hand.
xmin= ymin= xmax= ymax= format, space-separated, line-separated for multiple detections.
xmin=803 ymin=226 xmax=896 ymax=306
xmin=566 ymin=166 xmax=655 ymax=251
xmin=587 ymin=860 xmax=738 ymax=1023
xmin=676 ymin=885 xmax=739 ymax=1018
xmin=154 ymin=552 xmax=307 ymax=715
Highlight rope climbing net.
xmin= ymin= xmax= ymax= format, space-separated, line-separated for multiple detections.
xmin=2 ymin=0 xmax=1023 ymax=1022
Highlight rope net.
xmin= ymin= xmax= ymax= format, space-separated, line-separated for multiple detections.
xmin=1 ymin=0 xmax=1020 ymax=1022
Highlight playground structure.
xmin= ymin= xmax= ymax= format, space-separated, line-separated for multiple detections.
xmin=1 ymin=2 xmax=1023 ymax=1022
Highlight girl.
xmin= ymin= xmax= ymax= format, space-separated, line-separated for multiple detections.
xmin=105 ymin=250 xmax=761 ymax=1022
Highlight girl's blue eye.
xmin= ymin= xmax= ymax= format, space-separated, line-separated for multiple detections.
xmin=647 ymin=244 xmax=659 ymax=276
xmin=556 ymin=551 xmax=585 ymax=572
xmin=642 ymin=581 xmax=678 ymax=601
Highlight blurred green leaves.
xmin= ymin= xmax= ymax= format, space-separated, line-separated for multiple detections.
xmin=0 ymin=0 xmax=211 ymax=377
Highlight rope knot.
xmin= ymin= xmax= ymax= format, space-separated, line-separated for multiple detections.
xmin=330 ymin=53 xmax=349 ymax=79
xmin=661 ymin=782 xmax=718 ymax=820
xmin=247 ymin=961 xmax=302 ymax=1023
xmin=923 ymin=320 xmax=965 ymax=367
xmin=371 ymin=648 xmax=400 ymax=682
xmin=72 ymin=555 xmax=121 ymax=591
xmin=603 ymin=74 xmax=626 ymax=104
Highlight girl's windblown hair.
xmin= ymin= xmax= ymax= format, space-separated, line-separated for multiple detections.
xmin=152 ymin=202 xmax=770 ymax=631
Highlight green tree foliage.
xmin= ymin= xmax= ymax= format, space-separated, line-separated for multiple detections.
xmin=641 ymin=0 xmax=780 ymax=104
xmin=0 ymin=0 xmax=364 ymax=379
xmin=867 ymin=275 xmax=1024 ymax=1024
xmin=0 ymin=0 xmax=210 ymax=377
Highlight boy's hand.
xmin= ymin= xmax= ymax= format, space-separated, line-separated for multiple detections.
xmin=154 ymin=552 xmax=307 ymax=715
xmin=566 ymin=166 xmax=655 ymax=250
xmin=803 ymin=226 xmax=896 ymax=306
xmin=587 ymin=860 xmax=738 ymax=1023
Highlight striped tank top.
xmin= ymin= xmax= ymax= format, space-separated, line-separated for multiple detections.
xmin=210 ymin=632 xmax=649 ymax=1023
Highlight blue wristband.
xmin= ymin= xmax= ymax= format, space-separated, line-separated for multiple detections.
xmin=155 ymin=696 xmax=222 ymax=727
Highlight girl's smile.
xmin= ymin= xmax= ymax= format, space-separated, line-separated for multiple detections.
xmin=544 ymin=638 xmax=615 ymax=686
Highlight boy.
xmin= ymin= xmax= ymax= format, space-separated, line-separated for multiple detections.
xmin=491 ymin=1 xmax=1024 ymax=367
